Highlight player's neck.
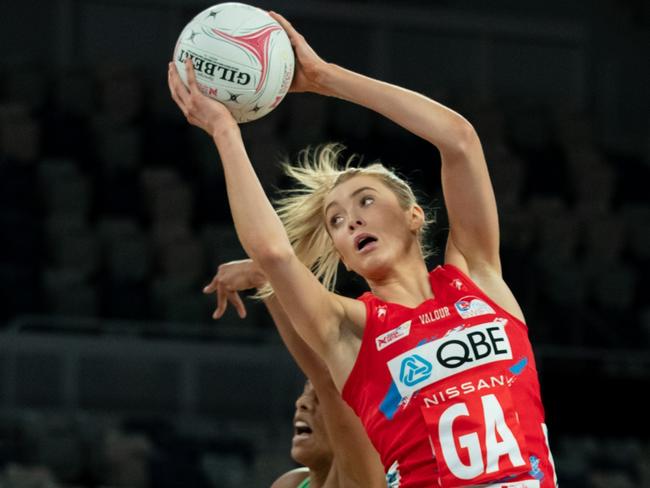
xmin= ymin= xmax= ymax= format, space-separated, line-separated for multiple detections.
xmin=307 ymin=464 xmax=333 ymax=488
xmin=367 ymin=256 xmax=432 ymax=308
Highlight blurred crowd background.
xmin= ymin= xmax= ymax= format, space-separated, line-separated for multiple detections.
xmin=0 ymin=0 xmax=648 ymax=487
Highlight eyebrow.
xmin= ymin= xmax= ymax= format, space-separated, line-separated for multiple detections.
xmin=324 ymin=186 xmax=377 ymax=216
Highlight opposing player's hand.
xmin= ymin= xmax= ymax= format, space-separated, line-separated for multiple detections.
xmin=168 ymin=59 xmax=238 ymax=136
xmin=203 ymin=259 xmax=268 ymax=319
xmin=269 ymin=11 xmax=330 ymax=94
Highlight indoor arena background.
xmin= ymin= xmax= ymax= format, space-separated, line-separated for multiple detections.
xmin=0 ymin=0 xmax=648 ymax=487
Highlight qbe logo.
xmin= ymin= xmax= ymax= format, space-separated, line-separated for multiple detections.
xmin=399 ymin=354 xmax=433 ymax=387
xmin=387 ymin=319 xmax=512 ymax=397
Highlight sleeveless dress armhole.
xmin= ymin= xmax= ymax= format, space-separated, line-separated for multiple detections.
xmin=341 ymin=294 xmax=379 ymax=406
xmin=438 ymin=263 xmax=530 ymax=333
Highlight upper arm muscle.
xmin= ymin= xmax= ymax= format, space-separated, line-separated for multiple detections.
xmin=262 ymin=253 xmax=361 ymax=366
xmin=440 ymin=128 xmax=500 ymax=271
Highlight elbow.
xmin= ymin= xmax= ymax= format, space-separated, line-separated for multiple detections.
xmin=251 ymin=244 xmax=294 ymax=270
xmin=444 ymin=118 xmax=480 ymax=157
xmin=457 ymin=119 xmax=480 ymax=151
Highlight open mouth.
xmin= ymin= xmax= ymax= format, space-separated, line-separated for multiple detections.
xmin=294 ymin=420 xmax=313 ymax=438
xmin=355 ymin=234 xmax=378 ymax=252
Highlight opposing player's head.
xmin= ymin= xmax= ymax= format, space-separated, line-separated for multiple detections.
xmin=290 ymin=380 xmax=333 ymax=470
xmin=273 ymin=144 xmax=431 ymax=292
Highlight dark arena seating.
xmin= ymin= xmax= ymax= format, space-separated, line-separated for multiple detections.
xmin=0 ymin=1 xmax=648 ymax=486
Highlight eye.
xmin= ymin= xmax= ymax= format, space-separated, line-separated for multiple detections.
xmin=330 ymin=214 xmax=344 ymax=227
xmin=361 ymin=195 xmax=374 ymax=206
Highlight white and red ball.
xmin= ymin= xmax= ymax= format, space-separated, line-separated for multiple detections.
xmin=173 ymin=2 xmax=294 ymax=123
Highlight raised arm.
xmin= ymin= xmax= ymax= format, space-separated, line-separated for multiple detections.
xmin=204 ymin=260 xmax=385 ymax=487
xmin=168 ymin=60 xmax=360 ymax=380
xmin=265 ymin=295 xmax=385 ymax=487
xmin=325 ymin=62 xmax=500 ymax=273
xmin=270 ymin=11 xmax=500 ymax=276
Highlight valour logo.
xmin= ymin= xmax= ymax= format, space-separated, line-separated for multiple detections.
xmin=376 ymin=320 xmax=411 ymax=351
xmin=388 ymin=319 xmax=512 ymax=397
xmin=419 ymin=306 xmax=450 ymax=325
xmin=455 ymin=296 xmax=495 ymax=319
xmin=399 ymin=354 xmax=433 ymax=387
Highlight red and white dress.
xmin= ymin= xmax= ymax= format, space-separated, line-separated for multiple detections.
xmin=342 ymin=264 xmax=558 ymax=488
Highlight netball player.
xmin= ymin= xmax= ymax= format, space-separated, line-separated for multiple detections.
xmin=168 ymin=10 xmax=557 ymax=487
xmin=203 ymin=259 xmax=385 ymax=488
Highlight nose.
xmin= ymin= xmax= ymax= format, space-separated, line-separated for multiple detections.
xmin=295 ymin=395 xmax=311 ymax=411
xmin=348 ymin=217 xmax=364 ymax=231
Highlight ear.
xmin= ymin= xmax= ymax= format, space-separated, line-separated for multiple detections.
xmin=408 ymin=204 xmax=425 ymax=232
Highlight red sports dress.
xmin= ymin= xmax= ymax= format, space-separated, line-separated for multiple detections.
xmin=342 ymin=264 xmax=558 ymax=488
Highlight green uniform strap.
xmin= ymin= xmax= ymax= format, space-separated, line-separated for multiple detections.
xmin=296 ymin=477 xmax=310 ymax=488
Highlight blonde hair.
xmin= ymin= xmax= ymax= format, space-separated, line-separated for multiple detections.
xmin=257 ymin=143 xmax=433 ymax=298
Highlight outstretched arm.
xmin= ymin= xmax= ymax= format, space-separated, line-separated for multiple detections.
xmin=168 ymin=60 xmax=360 ymax=377
xmin=271 ymin=11 xmax=500 ymax=277
xmin=205 ymin=260 xmax=385 ymax=487
xmin=327 ymin=62 xmax=500 ymax=273
xmin=264 ymin=295 xmax=385 ymax=487
xmin=203 ymin=260 xmax=329 ymax=380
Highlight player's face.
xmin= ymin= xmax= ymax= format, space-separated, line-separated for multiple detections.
xmin=324 ymin=174 xmax=419 ymax=280
xmin=290 ymin=381 xmax=333 ymax=469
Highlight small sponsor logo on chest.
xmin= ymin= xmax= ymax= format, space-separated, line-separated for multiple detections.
xmin=455 ymin=296 xmax=495 ymax=319
xmin=419 ymin=306 xmax=451 ymax=324
xmin=376 ymin=320 xmax=412 ymax=351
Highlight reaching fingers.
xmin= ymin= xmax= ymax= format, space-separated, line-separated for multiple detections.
xmin=269 ymin=11 xmax=291 ymax=31
xmin=269 ymin=11 xmax=300 ymax=42
xmin=213 ymin=284 xmax=229 ymax=319
xmin=168 ymin=62 xmax=190 ymax=109
xmin=228 ymin=290 xmax=247 ymax=319
xmin=203 ymin=276 xmax=218 ymax=294
xmin=167 ymin=64 xmax=182 ymax=105
xmin=184 ymin=58 xmax=199 ymax=91
xmin=213 ymin=286 xmax=247 ymax=320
